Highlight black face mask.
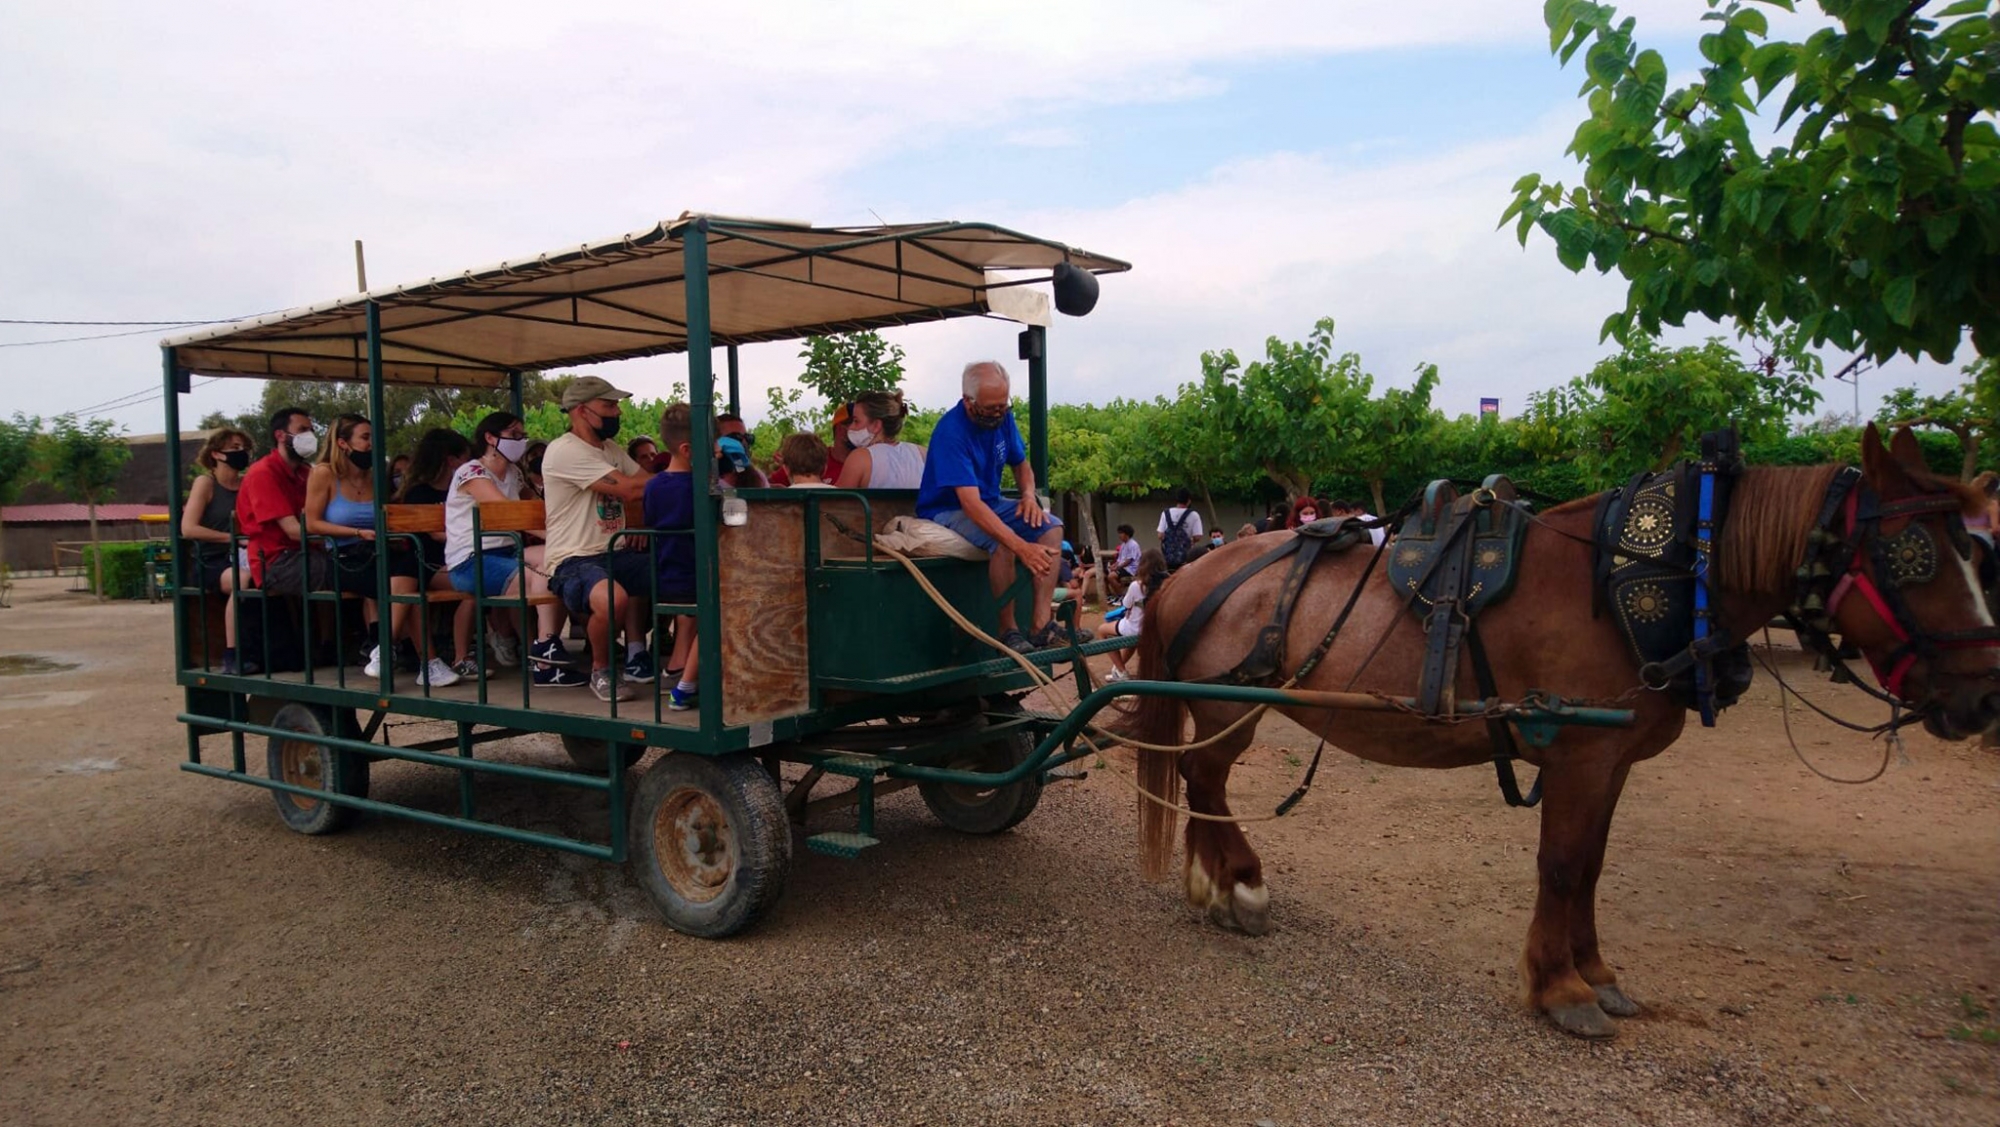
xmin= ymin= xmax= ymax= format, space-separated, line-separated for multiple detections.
xmin=221 ymin=449 xmax=251 ymax=471
xmin=592 ymin=411 xmax=621 ymax=441
xmin=348 ymin=449 xmax=374 ymax=472
xmin=968 ymin=408 xmax=1006 ymax=430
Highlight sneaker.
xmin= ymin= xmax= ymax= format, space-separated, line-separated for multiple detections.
xmin=591 ymin=667 xmax=637 ymax=703
xmin=419 ymin=657 xmax=461 ymax=688
xmin=452 ymin=657 xmax=481 ymax=679
xmin=623 ymin=650 xmax=657 ymax=684
xmin=1102 ymin=668 xmax=1129 ymax=683
xmin=221 ymin=653 xmax=240 ymax=676
xmin=668 ymin=685 xmax=698 ymax=712
xmin=363 ymin=645 xmax=384 ymax=679
xmin=533 ymin=664 xmax=588 ymax=689
xmin=1028 ymin=621 xmax=1069 ymax=650
xmin=1000 ymin=629 xmax=1032 ymax=654
xmin=528 ymin=635 xmax=575 ymax=668
xmin=489 ymin=633 xmax=521 ymax=669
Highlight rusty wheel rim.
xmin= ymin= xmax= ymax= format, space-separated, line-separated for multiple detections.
xmin=278 ymin=739 xmax=326 ymax=811
xmin=653 ymin=787 xmax=734 ymax=903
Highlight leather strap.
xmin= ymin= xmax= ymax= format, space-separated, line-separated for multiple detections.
xmin=1466 ymin=621 xmax=1541 ymax=808
xmin=1164 ymin=537 xmax=1302 ymax=677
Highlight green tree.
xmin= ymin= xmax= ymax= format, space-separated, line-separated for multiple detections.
xmin=1328 ymin=363 xmax=1442 ymax=515
xmin=1520 ymin=331 xmax=1822 ymax=488
xmin=0 ymin=413 xmax=43 ymax=592
xmin=1507 ymin=0 xmax=2000 ymax=362
xmin=797 ymin=331 xmax=907 ymax=407
xmin=1876 ymin=357 xmax=1994 ymax=478
xmin=38 ymin=415 xmax=133 ymax=601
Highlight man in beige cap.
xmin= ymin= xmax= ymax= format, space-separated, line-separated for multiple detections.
xmin=541 ymin=375 xmax=658 ymax=702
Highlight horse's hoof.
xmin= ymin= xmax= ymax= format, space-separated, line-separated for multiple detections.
xmin=1593 ymin=983 xmax=1640 ymax=1017
xmin=1546 ymin=1002 xmax=1619 ymax=1040
xmin=1231 ymin=882 xmax=1271 ymax=936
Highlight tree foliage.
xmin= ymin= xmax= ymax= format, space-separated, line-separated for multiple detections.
xmin=797 ymin=331 xmax=907 ymax=407
xmin=1508 ymin=0 xmax=2000 ymax=362
xmin=39 ymin=415 xmax=133 ymax=600
xmin=0 ymin=413 xmax=40 ymax=507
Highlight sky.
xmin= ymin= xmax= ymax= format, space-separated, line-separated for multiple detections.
xmin=0 ymin=0 xmax=1970 ymax=438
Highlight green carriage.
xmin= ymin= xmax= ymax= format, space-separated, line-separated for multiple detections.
xmin=164 ymin=214 xmax=1143 ymax=936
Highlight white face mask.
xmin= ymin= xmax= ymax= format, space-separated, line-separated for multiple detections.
xmin=496 ymin=436 xmax=529 ymax=463
xmin=288 ymin=430 xmax=319 ymax=460
xmin=846 ymin=427 xmax=876 ymax=449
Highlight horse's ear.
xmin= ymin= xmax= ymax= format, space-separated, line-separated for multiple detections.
xmin=1888 ymin=425 xmax=1928 ymax=472
xmin=1861 ymin=423 xmax=1915 ymax=496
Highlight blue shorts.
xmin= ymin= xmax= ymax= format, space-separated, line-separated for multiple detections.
xmin=549 ymin=552 xmax=655 ymax=618
xmin=449 ymin=550 xmax=520 ymax=598
xmin=931 ymin=500 xmax=1062 ymax=554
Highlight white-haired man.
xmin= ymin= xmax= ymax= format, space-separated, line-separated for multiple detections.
xmin=915 ymin=361 xmax=1064 ymax=651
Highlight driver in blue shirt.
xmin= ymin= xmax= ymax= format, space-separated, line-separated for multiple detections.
xmin=916 ymin=360 xmax=1065 ymax=652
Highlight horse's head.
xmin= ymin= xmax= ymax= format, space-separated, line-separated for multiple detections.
xmin=1834 ymin=424 xmax=2000 ymax=738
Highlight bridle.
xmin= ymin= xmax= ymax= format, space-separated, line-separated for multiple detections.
xmin=1785 ymin=466 xmax=2000 ymax=709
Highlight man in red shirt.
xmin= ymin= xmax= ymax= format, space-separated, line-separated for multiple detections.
xmin=236 ymin=407 xmax=317 ymax=586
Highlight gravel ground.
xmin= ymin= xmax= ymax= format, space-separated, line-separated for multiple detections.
xmin=2 ymin=578 xmax=1996 ymax=1126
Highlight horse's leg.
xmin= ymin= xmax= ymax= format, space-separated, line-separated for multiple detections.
xmin=1521 ymin=749 xmax=1629 ymax=1039
xmin=1568 ymin=760 xmax=1639 ymax=1017
xmin=1178 ymin=706 xmax=1268 ymax=935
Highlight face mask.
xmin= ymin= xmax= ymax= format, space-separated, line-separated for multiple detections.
xmin=1210 ymin=536 xmax=1223 ymax=547
xmin=348 ymin=448 xmax=374 ymax=472
xmin=496 ymin=436 xmax=529 ymax=463
xmin=589 ymin=409 xmax=621 ymax=440
xmin=288 ymin=430 xmax=319 ymax=461
xmin=221 ymin=449 xmax=251 ymax=472
xmin=847 ymin=428 xmax=876 ymax=449
xmin=968 ymin=408 xmax=1005 ymax=430
xmin=1299 ymin=512 xmax=1317 ymax=524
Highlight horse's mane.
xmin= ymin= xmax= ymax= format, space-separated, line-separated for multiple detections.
xmin=1717 ymin=465 xmax=1843 ymax=595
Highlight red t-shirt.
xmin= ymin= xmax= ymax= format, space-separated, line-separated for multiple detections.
xmin=235 ymin=450 xmax=308 ymax=584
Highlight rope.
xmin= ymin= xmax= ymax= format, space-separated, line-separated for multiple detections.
xmin=1755 ymin=628 xmax=1899 ymax=784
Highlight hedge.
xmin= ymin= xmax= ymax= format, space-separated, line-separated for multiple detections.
xmin=83 ymin=542 xmax=151 ymax=600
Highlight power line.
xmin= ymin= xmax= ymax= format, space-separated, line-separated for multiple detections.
xmin=0 ymin=324 xmax=208 ymax=348
xmin=59 ymin=377 xmax=225 ymax=420
xmin=0 ymin=318 xmax=235 ymax=326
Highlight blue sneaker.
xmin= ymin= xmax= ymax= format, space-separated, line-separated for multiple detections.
xmin=668 ymin=685 xmax=697 ymax=712
xmin=623 ymin=650 xmax=657 ymax=684
xmin=528 ymin=635 xmax=575 ymax=668
xmin=533 ymin=664 xmax=588 ymax=689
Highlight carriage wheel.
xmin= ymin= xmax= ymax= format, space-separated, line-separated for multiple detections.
xmin=629 ymin=753 xmax=790 ymax=939
xmin=560 ymin=734 xmax=645 ymax=774
xmin=265 ymin=702 xmax=368 ymax=835
xmin=919 ymin=700 xmax=1043 ymax=835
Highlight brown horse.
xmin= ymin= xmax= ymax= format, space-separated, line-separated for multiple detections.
xmin=1120 ymin=426 xmax=2000 ymax=1038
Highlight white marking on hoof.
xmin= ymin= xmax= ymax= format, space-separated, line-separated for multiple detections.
xmin=1185 ymin=852 xmax=1233 ymax=927
xmin=1232 ymin=881 xmax=1271 ymax=936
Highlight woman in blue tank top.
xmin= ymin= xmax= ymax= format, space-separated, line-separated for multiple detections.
xmin=304 ymin=415 xmax=458 ymax=687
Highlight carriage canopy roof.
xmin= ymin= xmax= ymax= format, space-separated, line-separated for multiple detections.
xmin=162 ymin=214 xmax=1131 ymax=388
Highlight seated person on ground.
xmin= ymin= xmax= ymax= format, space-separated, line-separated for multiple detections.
xmin=778 ymin=432 xmax=833 ymax=487
xmin=447 ymin=412 xmax=581 ymax=687
xmin=1096 ymin=546 xmax=1166 ymax=682
xmin=1112 ymin=524 xmax=1140 ymax=578
xmin=833 ymin=389 xmax=926 ymax=489
xmin=914 ymin=360 xmax=1065 ymax=653
xmin=182 ymin=427 xmax=254 ymax=673
xmin=643 ymin=403 xmax=709 ymax=712
xmin=1328 ymin=498 xmax=1387 ymax=547
xmin=541 ymin=377 xmax=657 ymax=703
xmin=300 ymin=414 xmax=453 ymax=687
xmin=397 ymin=427 xmax=480 ymax=674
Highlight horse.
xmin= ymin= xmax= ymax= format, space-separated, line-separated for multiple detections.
xmin=1117 ymin=425 xmax=2000 ymax=1039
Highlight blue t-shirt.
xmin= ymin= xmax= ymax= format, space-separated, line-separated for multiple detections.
xmin=915 ymin=401 xmax=1026 ymax=520
xmin=641 ymin=470 xmax=697 ymax=598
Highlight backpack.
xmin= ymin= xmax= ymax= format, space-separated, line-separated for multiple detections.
xmin=1161 ymin=507 xmax=1194 ymax=568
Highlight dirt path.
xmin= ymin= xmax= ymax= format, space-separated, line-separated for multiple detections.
xmin=2 ymin=578 xmax=1995 ymax=1126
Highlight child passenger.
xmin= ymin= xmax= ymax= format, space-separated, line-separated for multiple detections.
xmin=1096 ymin=546 xmax=1166 ymax=683
xmin=642 ymin=403 xmax=706 ymax=712
xmin=778 ymin=432 xmax=833 ymax=487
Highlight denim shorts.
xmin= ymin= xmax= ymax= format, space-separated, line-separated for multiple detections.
xmin=930 ymin=500 xmax=1062 ymax=554
xmin=549 ymin=552 xmax=655 ymax=618
xmin=449 ymin=550 xmax=520 ymax=598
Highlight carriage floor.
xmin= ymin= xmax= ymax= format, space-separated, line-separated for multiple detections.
xmin=246 ymin=664 xmax=705 ymax=728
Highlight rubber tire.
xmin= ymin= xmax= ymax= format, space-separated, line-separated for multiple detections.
xmin=918 ymin=701 xmax=1043 ymax=835
xmin=629 ymin=753 xmax=791 ymax=939
xmin=265 ymin=702 xmax=368 ymax=835
xmin=561 ymin=734 xmax=645 ymax=774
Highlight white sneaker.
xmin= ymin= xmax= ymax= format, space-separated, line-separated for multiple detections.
xmin=363 ymin=646 xmax=383 ymax=678
xmin=419 ymin=657 xmax=461 ymax=687
xmin=1102 ymin=669 xmax=1128 ymax=683
xmin=489 ymin=633 xmax=521 ymax=668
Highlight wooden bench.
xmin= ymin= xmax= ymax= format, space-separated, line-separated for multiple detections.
xmin=379 ymin=500 xmax=645 ymax=608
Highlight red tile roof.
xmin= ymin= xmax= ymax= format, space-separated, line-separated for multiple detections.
xmin=0 ymin=504 xmax=170 ymax=523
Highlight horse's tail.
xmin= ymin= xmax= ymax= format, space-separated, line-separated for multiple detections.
xmin=1113 ymin=608 xmax=1183 ymax=882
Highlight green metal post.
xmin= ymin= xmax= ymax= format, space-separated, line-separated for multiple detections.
xmin=726 ymin=345 xmax=741 ymax=417
xmin=366 ymin=302 xmax=393 ymax=692
xmin=508 ymin=370 xmax=524 ymax=419
xmin=1025 ymin=325 xmax=1048 ymax=495
xmin=162 ymin=347 xmax=187 ymax=686
xmin=684 ymin=221 xmax=723 ymax=731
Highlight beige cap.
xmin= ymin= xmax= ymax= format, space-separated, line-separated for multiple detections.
xmin=560 ymin=375 xmax=634 ymax=410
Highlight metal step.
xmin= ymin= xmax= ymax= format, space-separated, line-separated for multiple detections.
xmin=805 ymin=832 xmax=881 ymax=859
xmin=821 ymin=755 xmax=895 ymax=778
xmin=1041 ymin=765 xmax=1089 ymax=784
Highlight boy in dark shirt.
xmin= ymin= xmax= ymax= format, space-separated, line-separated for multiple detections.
xmin=642 ymin=403 xmax=705 ymax=712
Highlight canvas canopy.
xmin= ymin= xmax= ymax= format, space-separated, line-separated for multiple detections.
xmin=163 ymin=215 xmax=1130 ymax=388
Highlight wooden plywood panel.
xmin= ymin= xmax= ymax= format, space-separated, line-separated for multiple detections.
xmin=717 ymin=500 xmax=810 ymax=726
